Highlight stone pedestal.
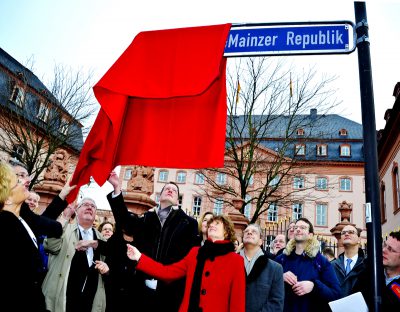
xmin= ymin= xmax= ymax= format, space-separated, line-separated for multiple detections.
xmin=123 ymin=191 xmax=156 ymax=215
xmin=330 ymin=201 xmax=356 ymax=255
xmin=227 ymin=198 xmax=249 ymax=242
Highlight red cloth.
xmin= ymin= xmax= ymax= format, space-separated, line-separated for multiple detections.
xmin=137 ymin=247 xmax=246 ymax=312
xmin=68 ymin=24 xmax=231 ymax=202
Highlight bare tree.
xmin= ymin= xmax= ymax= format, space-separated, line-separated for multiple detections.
xmin=199 ymin=57 xmax=339 ymax=223
xmin=0 ymin=64 xmax=97 ymax=187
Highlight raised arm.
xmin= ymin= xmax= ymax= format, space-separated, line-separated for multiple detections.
xmin=127 ymin=244 xmax=189 ymax=283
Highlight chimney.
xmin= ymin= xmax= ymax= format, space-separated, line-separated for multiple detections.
xmin=310 ymin=108 xmax=317 ymax=120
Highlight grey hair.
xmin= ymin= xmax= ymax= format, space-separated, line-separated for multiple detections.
xmin=245 ymin=223 xmax=263 ymax=239
xmin=77 ymin=197 xmax=97 ymax=209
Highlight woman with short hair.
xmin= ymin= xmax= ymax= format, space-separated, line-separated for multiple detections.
xmin=127 ymin=215 xmax=245 ymax=312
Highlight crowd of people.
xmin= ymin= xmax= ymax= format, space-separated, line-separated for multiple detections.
xmin=1 ymin=160 xmax=400 ymax=311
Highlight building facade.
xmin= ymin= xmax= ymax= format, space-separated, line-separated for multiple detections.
xmin=0 ymin=47 xmax=83 ymax=210
xmin=379 ymin=82 xmax=400 ymax=236
xmin=120 ymin=109 xmax=367 ymax=241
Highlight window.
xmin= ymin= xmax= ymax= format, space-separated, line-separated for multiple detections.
xmin=192 ymin=196 xmax=202 ymax=216
xmin=380 ymin=182 xmax=386 ymax=222
xmin=59 ymin=118 xmax=69 ymax=135
xmin=248 ymin=174 xmax=254 ymax=186
xmin=267 ymin=202 xmax=278 ymax=222
xmin=292 ymin=202 xmax=303 ymax=220
xmin=316 ymin=144 xmax=327 ymax=156
xmin=316 ymin=203 xmax=328 ymax=226
xmin=12 ymin=145 xmax=24 ymax=158
xmin=195 ymin=172 xmax=205 ymax=184
xmin=124 ymin=169 xmax=132 ymax=180
xmin=213 ymin=198 xmax=224 ymax=215
xmin=216 ymin=172 xmax=227 ymax=185
xmin=244 ymin=195 xmax=251 ymax=219
xmin=178 ymin=195 xmax=183 ymax=209
xmin=339 ymin=129 xmax=348 ymax=136
xmin=158 ymin=170 xmax=168 ymax=182
xmin=393 ymin=165 xmax=400 ymax=212
xmin=340 ymin=144 xmax=351 ymax=157
xmin=339 ymin=177 xmax=352 ymax=191
xmin=296 ymin=128 xmax=305 ymax=136
xmin=37 ymin=102 xmax=49 ymax=122
xmin=176 ymin=171 xmax=186 ymax=183
xmin=269 ymin=175 xmax=280 ymax=186
xmin=315 ymin=177 xmax=328 ymax=190
xmin=10 ymin=85 xmax=25 ymax=107
xmin=295 ymin=144 xmax=305 ymax=156
xmin=293 ymin=176 xmax=305 ymax=189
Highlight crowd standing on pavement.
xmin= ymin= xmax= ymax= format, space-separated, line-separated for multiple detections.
xmin=1 ymin=160 xmax=399 ymax=311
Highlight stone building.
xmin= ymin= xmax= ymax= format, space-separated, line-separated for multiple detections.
xmin=0 ymin=47 xmax=82 ymax=211
xmin=378 ymin=82 xmax=400 ymax=236
xmin=120 ymin=109 xmax=367 ymax=242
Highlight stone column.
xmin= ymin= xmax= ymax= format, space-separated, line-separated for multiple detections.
xmin=227 ymin=198 xmax=249 ymax=242
xmin=123 ymin=165 xmax=156 ymax=215
xmin=330 ymin=201 xmax=356 ymax=255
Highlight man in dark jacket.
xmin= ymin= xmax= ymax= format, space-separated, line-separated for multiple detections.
xmin=275 ymin=217 xmax=340 ymax=312
xmin=239 ymin=223 xmax=284 ymax=312
xmin=332 ymin=224 xmax=367 ymax=297
xmin=107 ymin=172 xmax=199 ymax=312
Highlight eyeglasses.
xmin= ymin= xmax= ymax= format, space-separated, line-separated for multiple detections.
xmin=79 ymin=202 xmax=97 ymax=209
xmin=383 ymin=241 xmax=400 ymax=254
xmin=16 ymin=172 xmax=31 ymax=179
xmin=341 ymin=230 xmax=357 ymax=236
xmin=10 ymin=178 xmax=22 ymax=190
xmin=294 ymin=225 xmax=309 ymax=230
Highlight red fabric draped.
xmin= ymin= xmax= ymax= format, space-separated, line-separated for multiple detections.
xmin=68 ymin=24 xmax=231 ymax=202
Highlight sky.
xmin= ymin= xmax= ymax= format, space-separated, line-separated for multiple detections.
xmin=1 ymin=0 xmax=399 ymax=208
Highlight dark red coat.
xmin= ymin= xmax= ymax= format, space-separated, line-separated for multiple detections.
xmin=137 ymin=245 xmax=246 ymax=312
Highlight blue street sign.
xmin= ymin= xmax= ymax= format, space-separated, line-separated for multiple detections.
xmin=224 ymin=22 xmax=355 ymax=56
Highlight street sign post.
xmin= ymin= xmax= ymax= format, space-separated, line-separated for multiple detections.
xmin=224 ymin=22 xmax=355 ymax=57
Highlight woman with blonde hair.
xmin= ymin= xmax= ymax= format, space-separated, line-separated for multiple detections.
xmin=127 ymin=215 xmax=245 ymax=312
xmin=0 ymin=162 xmax=47 ymax=311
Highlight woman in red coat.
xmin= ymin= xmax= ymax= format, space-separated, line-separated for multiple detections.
xmin=127 ymin=215 xmax=245 ymax=312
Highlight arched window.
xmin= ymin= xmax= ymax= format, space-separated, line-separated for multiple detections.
xmin=380 ymin=182 xmax=386 ymax=223
xmin=339 ymin=128 xmax=348 ymax=136
xmin=392 ymin=164 xmax=400 ymax=212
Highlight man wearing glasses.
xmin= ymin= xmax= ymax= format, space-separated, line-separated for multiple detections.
xmin=382 ymin=231 xmax=400 ymax=309
xmin=331 ymin=224 xmax=366 ymax=297
xmin=275 ymin=217 xmax=340 ymax=312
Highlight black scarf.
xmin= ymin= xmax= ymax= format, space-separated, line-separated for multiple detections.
xmin=188 ymin=240 xmax=234 ymax=312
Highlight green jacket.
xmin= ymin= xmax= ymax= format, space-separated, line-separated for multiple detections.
xmin=42 ymin=222 xmax=106 ymax=312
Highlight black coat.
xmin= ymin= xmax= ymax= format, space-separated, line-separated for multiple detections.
xmin=107 ymin=192 xmax=199 ymax=312
xmin=0 ymin=210 xmax=46 ymax=311
xmin=331 ymin=248 xmax=367 ymax=297
xmin=20 ymin=195 xmax=67 ymax=238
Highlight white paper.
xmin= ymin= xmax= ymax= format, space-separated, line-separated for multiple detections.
xmin=329 ymin=292 xmax=368 ymax=312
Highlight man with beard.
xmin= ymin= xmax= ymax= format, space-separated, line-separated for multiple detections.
xmin=239 ymin=223 xmax=284 ymax=312
xmin=276 ymin=217 xmax=340 ymax=312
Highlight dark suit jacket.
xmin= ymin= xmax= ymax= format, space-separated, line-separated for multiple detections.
xmin=107 ymin=192 xmax=199 ymax=312
xmin=20 ymin=195 xmax=67 ymax=238
xmin=0 ymin=210 xmax=46 ymax=311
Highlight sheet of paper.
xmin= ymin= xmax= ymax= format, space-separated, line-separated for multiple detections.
xmin=329 ymin=292 xmax=368 ymax=312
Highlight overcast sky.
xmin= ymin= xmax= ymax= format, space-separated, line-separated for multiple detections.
xmin=1 ymin=0 xmax=398 ymax=208
xmin=1 ymin=0 xmax=399 ymax=132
